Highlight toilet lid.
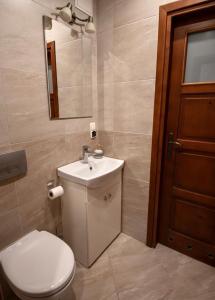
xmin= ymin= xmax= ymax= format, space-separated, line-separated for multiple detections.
xmin=0 ymin=230 xmax=75 ymax=297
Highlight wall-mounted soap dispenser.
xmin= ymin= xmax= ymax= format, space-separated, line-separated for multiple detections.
xmin=90 ymin=122 xmax=96 ymax=139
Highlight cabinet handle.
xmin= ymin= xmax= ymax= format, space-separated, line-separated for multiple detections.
xmin=108 ymin=193 xmax=112 ymax=199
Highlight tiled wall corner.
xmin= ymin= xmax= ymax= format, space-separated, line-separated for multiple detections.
xmin=96 ymin=0 xmax=178 ymax=243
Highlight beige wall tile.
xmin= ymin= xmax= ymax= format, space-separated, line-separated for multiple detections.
xmin=0 ymin=131 xmax=97 ymax=250
xmin=17 ymin=192 xmax=47 ymax=234
xmin=11 ymin=136 xmax=66 ymax=234
xmin=114 ymin=0 xmax=180 ymax=30
xmin=96 ymin=0 xmax=162 ymax=243
xmin=97 ymin=30 xmax=114 ymax=84
xmin=114 ymin=80 xmax=155 ymax=134
xmin=32 ymin=0 xmax=68 ymax=12
xmin=98 ymin=131 xmax=114 ymax=157
xmin=122 ymin=205 xmax=147 ymax=242
xmin=101 ymin=130 xmax=152 ymax=242
xmin=0 ymin=209 xmax=22 ymax=250
xmin=113 ymin=132 xmax=152 ymax=182
xmin=17 ymin=183 xmax=60 ymax=235
xmin=122 ymin=177 xmax=149 ymax=212
xmin=4 ymin=81 xmax=64 ymax=143
xmin=64 ymin=132 xmax=98 ymax=164
xmin=99 ymin=130 xmax=152 ymax=242
xmin=122 ymin=177 xmax=149 ymax=242
xmin=97 ymin=84 xmax=114 ymax=131
xmin=114 ymin=0 xmax=161 ymax=27
xmin=114 ymin=16 xmax=158 ymax=82
xmin=0 ymin=0 xmax=48 ymax=75
xmin=64 ymin=133 xmax=88 ymax=163
xmin=64 ymin=117 xmax=95 ymax=135
xmin=12 ymin=136 xmax=66 ymax=177
xmin=0 ymin=76 xmax=10 ymax=146
xmin=97 ymin=0 xmax=114 ymax=33
xmin=0 ymin=183 xmax=18 ymax=216
xmin=1 ymin=67 xmax=46 ymax=88
xmin=0 ymin=145 xmax=18 ymax=225
xmin=0 ymin=110 xmax=9 ymax=147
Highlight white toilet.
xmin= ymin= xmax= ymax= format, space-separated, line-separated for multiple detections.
xmin=0 ymin=230 xmax=76 ymax=300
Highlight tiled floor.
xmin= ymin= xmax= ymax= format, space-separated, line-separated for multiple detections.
xmin=72 ymin=234 xmax=215 ymax=300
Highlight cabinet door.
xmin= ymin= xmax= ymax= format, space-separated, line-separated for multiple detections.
xmin=87 ymin=172 xmax=122 ymax=265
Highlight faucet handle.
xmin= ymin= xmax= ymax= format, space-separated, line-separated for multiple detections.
xmin=83 ymin=145 xmax=93 ymax=153
xmin=82 ymin=145 xmax=92 ymax=160
xmin=82 ymin=145 xmax=89 ymax=151
xmin=82 ymin=146 xmax=91 ymax=163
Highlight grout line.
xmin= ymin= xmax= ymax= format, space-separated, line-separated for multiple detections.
xmin=31 ymin=0 xmax=56 ymax=13
xmin=107 ymin=247 xmax=120 ymax=299
xmin=97 ymin=14 xmax=158 ymax=35
xmin=97 ymin=78 xmax=156 ymax=86
xmin=100 ymin=130 xmax=152 ymax=137
xmin=9 ymin=134 xmax=66 ymax=147
xmin=0 ymin=67 xmax=45 ymax=77
xmin=115 ymin=78 xmax=156 ymax=84
xmin=114 ymin=14 xmax=158 ymax=31
xmin=8 ymin=131 xmax=95 ymax=149
xmin=123 ymin=175 xmax=150 ymax=185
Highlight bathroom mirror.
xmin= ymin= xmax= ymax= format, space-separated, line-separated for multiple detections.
xmin=43 ymin=16 xmax=93 ymax=119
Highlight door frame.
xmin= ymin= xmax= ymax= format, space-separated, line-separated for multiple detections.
xmin=146 ymin=0 xmax=215 ymax=247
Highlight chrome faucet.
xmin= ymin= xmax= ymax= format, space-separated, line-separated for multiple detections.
xmin=82 ymin=145 xmax=92 ymax=163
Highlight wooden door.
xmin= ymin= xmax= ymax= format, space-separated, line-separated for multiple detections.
xmin=158 ymin=10 xmax=215 ymax=266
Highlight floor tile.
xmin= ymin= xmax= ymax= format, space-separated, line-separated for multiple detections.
xmin=71 ymin=233 xmax=215 ymax=300
xmin=72 ymin=253 xmax=116 ymax=300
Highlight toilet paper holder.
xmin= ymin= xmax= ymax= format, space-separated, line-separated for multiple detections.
xmin=47 ymin=180 xmax=64 ymax=200
xmin=47 ymin=180 xmax=55 ymax=190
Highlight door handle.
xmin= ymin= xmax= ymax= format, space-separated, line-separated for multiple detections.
xmin=167 ymin=132 xmax=182 ymax=159
xmin=169 ymin=141 xmax=182 ymax=148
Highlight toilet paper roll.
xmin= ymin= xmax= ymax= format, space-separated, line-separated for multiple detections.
xmin=48 ymin=186 xmax=64 ymax=200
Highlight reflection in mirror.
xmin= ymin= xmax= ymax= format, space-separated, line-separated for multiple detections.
xmin=43 ymin=16 xmax=93 ymax=119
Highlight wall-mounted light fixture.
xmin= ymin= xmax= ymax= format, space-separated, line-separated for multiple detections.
xmin=56 ymin=2 xmax=96 ymax=34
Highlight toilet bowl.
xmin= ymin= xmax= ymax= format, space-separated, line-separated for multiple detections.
xmin=0 ymin=230 xmax=76 ymax=300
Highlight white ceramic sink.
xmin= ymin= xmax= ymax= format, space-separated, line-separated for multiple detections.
xmin=58 ymin=156 xmax=124 ymax=187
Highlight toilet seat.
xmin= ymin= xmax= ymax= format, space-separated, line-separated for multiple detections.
xmin=0 ymin=230 xmax=75 ymax=298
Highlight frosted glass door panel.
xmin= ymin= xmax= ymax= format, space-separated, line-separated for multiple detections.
xmin=184 ymin=30 xmax=215 ymax=83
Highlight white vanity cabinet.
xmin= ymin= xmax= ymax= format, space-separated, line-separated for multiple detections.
xmin=60 ymin=170 xmax=122 ymax=267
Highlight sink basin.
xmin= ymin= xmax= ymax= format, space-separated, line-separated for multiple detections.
xmin=58 ymin=156 xmax=124 ymax=187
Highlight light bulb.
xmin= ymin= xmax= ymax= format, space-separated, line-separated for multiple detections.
xmin=59 ymin=6 xmax=72 ymax=22
xmin=85 ymin=18 xmax=96 ymax=33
